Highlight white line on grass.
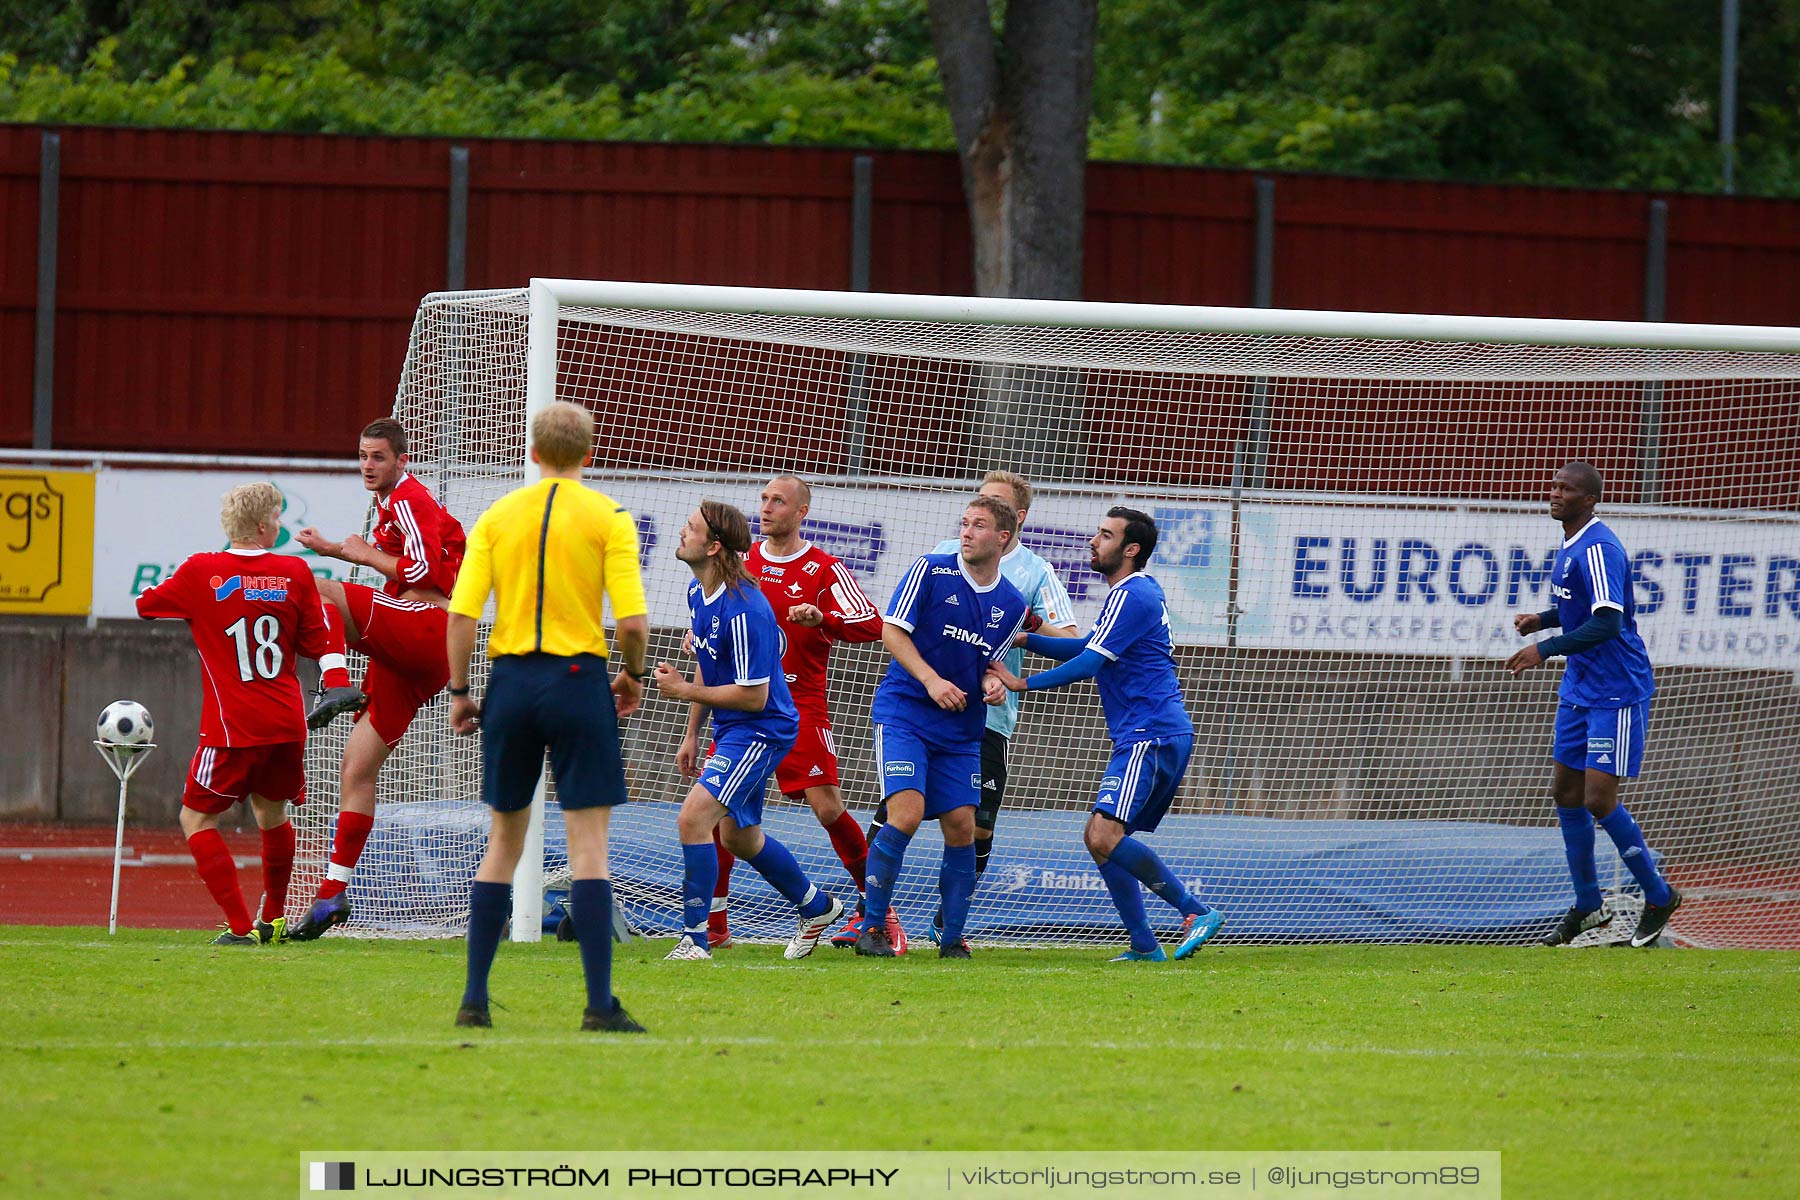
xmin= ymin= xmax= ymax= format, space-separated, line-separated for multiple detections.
xmin=10 ymin=1034 xmax=1792 ymax=1066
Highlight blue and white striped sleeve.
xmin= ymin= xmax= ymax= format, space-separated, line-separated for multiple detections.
xmin=885 ymin=556 xmax=932 ymax=632
xmin=1086 ymin=586 xmax=1146 ymax=661
xmin=1585 ymin=541 xmax=1629 ymax=613
xmin=729 ymin=610 xmax=770 ymax=686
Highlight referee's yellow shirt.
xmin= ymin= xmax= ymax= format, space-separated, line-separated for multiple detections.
xmin=449 ymin=478 xmax=648 ymax=659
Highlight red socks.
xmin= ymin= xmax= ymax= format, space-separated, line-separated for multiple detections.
xmin=187 ymin=827 xmax=251 ymax=935
xmin=318 ymin=810 xmax=374 ymax=900
xmin=260 ymin=821 xmax=295 ymax=920
xmin=825 ymin=809 xmax=869 ymax=891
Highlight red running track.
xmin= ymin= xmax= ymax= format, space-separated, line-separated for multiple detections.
xmin=1 ymin=822 xmax=267 ymax=930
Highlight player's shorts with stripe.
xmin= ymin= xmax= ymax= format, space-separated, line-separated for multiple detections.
xmin=1093 ymin=735 xmax=1194 ymax=834
xmin=776 ymin=723 xmax=840 ymax=798
xmin=182 ymin=741 xmax=306 ymax=814
xmin=341 ymin=581 xmax=450 ymax=747
xmin=698 ymin=728 xmax=796 ymax=827
xmin=875 ymin=722 xmax=980 ymax=819
xmin=480 ymin=653 xmax=626 ymax=813
xmin=1553 ymin=699 xmax=1648 ymax=777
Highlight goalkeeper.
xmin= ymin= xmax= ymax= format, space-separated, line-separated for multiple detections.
xmin=986 ymin=507 xmax=1224 ymax=962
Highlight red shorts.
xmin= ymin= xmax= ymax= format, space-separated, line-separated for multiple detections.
xmin=183 ymin=742 xmax=306 ymax=814
xmin=776 ymin=724 xmax=840 ymax=799
xmin=341 ymin=582 xmax=450 ymax=747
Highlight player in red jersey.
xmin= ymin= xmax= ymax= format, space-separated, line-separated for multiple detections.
xmin=137 ymin=483 xmax=352 ymax=944
xmin=290 ymin=416 xmax=467 ymax=939
xmin=705 ymin=475 xmax=905 ymax=948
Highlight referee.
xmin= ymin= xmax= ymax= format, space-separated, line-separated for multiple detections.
xmin=445 ymin=400 xmax=651 ymax=1033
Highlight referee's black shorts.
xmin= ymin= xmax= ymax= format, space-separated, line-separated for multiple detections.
xmin=479 ymin=652 xmax=627 ymax=813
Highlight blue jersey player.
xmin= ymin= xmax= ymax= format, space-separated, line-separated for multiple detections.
xmin=850 ymin=470 xmax=1079 ymax=947
xmin=1508 ymin=462 xmax=1680 ymax=947
xmin=652 ymin=502 xmax=843 ymax=961
xmin=989 ymin=508 xmax=1223 ymax=962
xmin=854 ymin=495 xmax=1029 ymax=959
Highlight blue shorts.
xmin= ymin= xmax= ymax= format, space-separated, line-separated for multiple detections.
xmin=874 ymin=722 xmax=980 ymax=819
xmin=1553 ymin=700 xmax=1648 ymax=778
xmin=481 ymin=654 xmax=626 ymax=812
xmin=697 ymin=728 xmax=794 ymax=828
xmin=1093 ymin=736 xmax=1194 ymax=834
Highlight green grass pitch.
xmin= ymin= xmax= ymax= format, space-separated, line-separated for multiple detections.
xmin=4 ymin=926 xmax=1795 ymax=1199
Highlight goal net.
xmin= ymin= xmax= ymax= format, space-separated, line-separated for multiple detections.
xmin=294 ymin=281 xmax=1800 ymax=950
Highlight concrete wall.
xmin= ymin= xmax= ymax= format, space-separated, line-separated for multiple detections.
xmin=0 ymin=620 xmax=318 ymax=826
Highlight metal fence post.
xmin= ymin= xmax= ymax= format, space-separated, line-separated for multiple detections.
xmin=33 ymin=131 xmax=61 ymax=450
xmin=1641 ymin=199 xmax=1669 ymax=504
xmin=447 ymin=145 xmax=470 ymax=291
xmin=843 ymin=155 xmax=874 ymax=475
xmin=1243 ymin=177 xmax=1276 ymax=489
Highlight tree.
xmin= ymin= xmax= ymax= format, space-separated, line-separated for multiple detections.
xmin=927 ymin=0 xmax=1097 ymax=300
xmin=926 ymin=1 xmax=1099 ymax=480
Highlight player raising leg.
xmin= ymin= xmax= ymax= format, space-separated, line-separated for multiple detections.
xmin=291 ymin=417 xmax=466 ymax=939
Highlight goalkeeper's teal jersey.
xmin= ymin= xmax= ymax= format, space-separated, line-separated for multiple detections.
xmin=933 ymin=538 xmax=1075 ymax=738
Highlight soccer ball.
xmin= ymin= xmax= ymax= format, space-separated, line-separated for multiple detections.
xmin=96 ymin=700 xmax=154 ymax=746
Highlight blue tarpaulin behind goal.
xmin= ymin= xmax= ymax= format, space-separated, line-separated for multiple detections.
xmin=356 ymin=799 xmax=1648 ymax=945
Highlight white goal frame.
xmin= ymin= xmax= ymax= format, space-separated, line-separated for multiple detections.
xmin=492 ymin=278 xmax=1800 ymax=944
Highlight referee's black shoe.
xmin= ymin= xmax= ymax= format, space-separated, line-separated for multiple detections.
xmin=582 ymin=1001 xmax=647 ymax=1034
xmin=306 ymin=685 xmax=369 ymax=730
xmin=854 ymin=925 xmax=896 ymax=958
xmin=1541 ymin=903 xmax=1613 ymax=946
xmin=1630 ymin=887 xmax=1683 ymax=947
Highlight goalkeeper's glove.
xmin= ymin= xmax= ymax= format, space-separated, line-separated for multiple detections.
xmin=1022 ymin=611 xmax=1044 ymax=632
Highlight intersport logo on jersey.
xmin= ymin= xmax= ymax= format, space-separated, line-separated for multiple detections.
xmin=212 ymin=573 xmax=289 ymax=602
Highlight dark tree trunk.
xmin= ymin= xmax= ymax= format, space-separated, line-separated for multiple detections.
xmin=928 ymin=0 xmax=1098 ymax=481
xmin=928 ymin=0 xmax=1098 ymax=301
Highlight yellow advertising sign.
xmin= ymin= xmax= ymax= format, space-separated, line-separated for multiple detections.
xmin=0 ymin=469 xmax=95 ymax=616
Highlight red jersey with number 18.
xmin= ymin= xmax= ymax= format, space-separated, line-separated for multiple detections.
xmin=137 ymin=548 xmax=341 ymax=747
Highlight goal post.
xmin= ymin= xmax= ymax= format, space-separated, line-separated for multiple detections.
xmin=295 ymin=279 xmax=1800 ymax=949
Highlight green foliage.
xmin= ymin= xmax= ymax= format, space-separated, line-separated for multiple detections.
xmin=2 ymin=0 xmax=1798 ymax=194
xmin=6 ymin=928 xmax=1800 ymax=1198
xmin=0 ymin=38 xmax=950 ymax=144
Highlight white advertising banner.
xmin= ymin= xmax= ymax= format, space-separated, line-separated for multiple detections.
xmin=96 ymin=467 xmax=1800 ymax=671
xmin=1230 ymin=505 xmax=1800 ymax=671
xmin=93 ymin=468 xmax=371 ymax=618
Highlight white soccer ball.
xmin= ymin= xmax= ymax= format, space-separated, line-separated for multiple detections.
xmin=97 ymin=700 xmax=154 ymax=746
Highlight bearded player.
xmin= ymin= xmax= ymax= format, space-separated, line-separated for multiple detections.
xmin=290 ymin=416 xmax=467 ymax=939
xmin=706 ymin=475 xmax=899 ymax=949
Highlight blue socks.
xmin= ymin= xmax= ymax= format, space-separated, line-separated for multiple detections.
xmin=746 ymin=837 xmax=831 ymax=918
xmin=1556 ymin=805 xmax=1604 ymax=911
xmin=939 ymin=843 xmax=976 ymax=945
xmin=862 ymin=824 xmax=912 ymax=926
xmin=1099 ymin=860 xmax=1158 ymax=953
xmin=1598 ymin=806 xmax=1672 ymax=907
xmin=462 ymin=880 xmax=511 ymax=1009
xmin=680 ymin=842 xmax=718 ymax=947
xmin=569 ymin=877 xmax=615 ymax=1013
xmin=1107 ymin=835 xmax=1209 ymax=917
